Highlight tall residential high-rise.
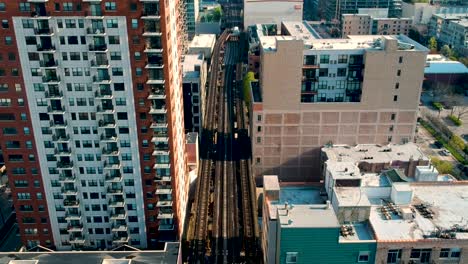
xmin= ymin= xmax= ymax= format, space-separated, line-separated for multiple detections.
xmin=249 ymin=21 xmax=428 ymax=183
xmin=0 ymin=0 xmax=188 ymax=250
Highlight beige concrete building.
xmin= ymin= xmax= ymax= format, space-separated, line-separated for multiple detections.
xmin=249 ymin=21 xmax=428 ymax=183
xmin=342 ymin=14 xmax=412 ymax=37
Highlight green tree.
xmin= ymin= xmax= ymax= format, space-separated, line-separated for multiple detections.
xmin=440 ymin=45 xmax=452 ymax=57
xmin=428 ymin=37 xmax=438 ymax=52
xmin=431 ymin=157 xmax=454 ymax=174
xmin=212 ymin=6 xmax=222 ymax=22
xmin=450 ymin=135 xmax=465 ymax=150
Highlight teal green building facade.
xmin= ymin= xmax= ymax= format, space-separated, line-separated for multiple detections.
xmin=278 ymin=227 xmax=376 ymax=264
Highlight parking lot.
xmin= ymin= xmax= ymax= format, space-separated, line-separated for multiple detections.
xmin=416 ymin=123 xmax=456 ymax=162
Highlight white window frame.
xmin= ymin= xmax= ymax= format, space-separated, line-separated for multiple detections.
xmin=358 ymin=251 xmax=370 ymax=263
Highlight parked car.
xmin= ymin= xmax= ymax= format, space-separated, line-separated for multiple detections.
xmin=433 ymin=141 xmax=443 ymax=148
xmin=439 ymin=149 xmax=451 ymax=156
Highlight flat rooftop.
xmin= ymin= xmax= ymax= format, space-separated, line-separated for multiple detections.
xmin=268 ymin=186 xmax=324 ymax=221
xmin=189 ymin=34 xmax=216 ymax=49
xmin=425 ymin=55 xmax=468 ymax=74
xmin=334 ymin=187 xmax=371 ymax=207
xmin=369 ymin=184 xmax=468 ymax=241
xmin=0 ymin=243 xmax=179 ymax=264
xmin=260 ymin=32 xmax=428 ymax=52
xmin=323 ymin=143 xmax=429 ymax=164
xmin=278 ymin=205 xmax=339 ymax=228
xmin=339 ymin=223 xmax=375 ymax=242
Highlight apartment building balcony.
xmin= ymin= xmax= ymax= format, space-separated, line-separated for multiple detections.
xmin=63 ymin=199 xmax=80 ymax=207
xmin=64 ymin=212 xmax=81 ymax=221
xmin=102 ymin=147 xmax=119 ymax=156
xmin=54 ymin=147 xmax=72 ymax=156
xmin=105 ymin=172 xmax=122 ymax=182
xmin=69 ymin=236 xmax=86 ymax=244
xmin=146 ymin=78 xmax=165 ymax=85
xmin=154 ymin=175 xmax=171 ymax=182
xmin=30 ymin=10 xmax=50 ymax=18
xmin=154 ymin=142 xmax=169 ymax=152
xmin=140 ymin=0 xmax=161 ymax=2
xmin=149 ymin=106 xmax=167 ymax=115
xmin=150 ymin=122 xmax=168 ymax=129
xmin=146 ymin=56 xmax=164 ymax=68
xmin=45 ymin=90 xmax=63 ymax=99
xmin=157 ymin=211 xmax=174 ymax=220
xmin=112 ymin=234 xmax=129 ymax=244
xmin=88 ymin=44 xmax=108 ymax=52
xmin=57 ymin=160 xmax=74 ymax=169
xmin=98 ymin=119 xmax=116 ymax=128
xmin=108 ymin=199 xmax=125 ymax=208
xmin=95 ymin=89 xmax=113 ymax=99
xmin=40 ymin=59 xmax=58 ymax=68
xmin=142 ymin=11 xmax=161 ymax=20
xmin=151 ymin=132 xmax=169 ymax=143
xmin=52 ymin=133 xmax=70 ymax=142
xmin=158 ymin=224 xmax=175 ymax=231
xmin=154 ymin=163 xmax=170 ymax=169
xmin=47 ymin=105 xmax=65 ymax=114
xmin=93 ymin=75 xmax=111 ymax=84
xmin=96 ymin=105 xmax=114 ymax=114
xmin=90 ymin=59 xmax=109 ymax=68
xmin=58 ymin=173 xmax=76 ymax=183
xmin=42 ymin=75 xmax=61 ymax=83
xmin=110 ymin=212 xmax=127 ymax=220
xmin=84 ymin=11 xmax=104 ymax=18
xmin=107 ymin=186 xmax=124 ymax=194
xmin=144 ymin=43 xmax=163 ymax=53
xmin=156 ymin=200 xmax=173 ymax=207
xmin=34 ymin=27 xmax=53 ymax=35
xmin=155 ymin=187 xmax=172 ymax=195
xmin=100 ymin=133 xmax=118 ymax=142
xmin=111 ymin=224 xmax=128 ymax=232
xmin=152 ymin=149 xmax=169 ymax=158
xmin=67 ymin=223 xmax=84 ymax=232
xmin=36 ymin=44 xmax=55 ymax=52
xmin=87 ymin=27 xmax=106 ymax=35
xmin=49 ymin=120 xmax=67 ymax=128
xmin=61 ymin=186 xmax=78 ymax=196
xmin=83 ymin=0 xmax=102 ymax=2
xmin=143 ymin=29 xmax=162 ymax=37
xmin=104 ymin=161 xmax=121 ymax=170
xmin=147 ymin=88 xmax=166 ymax=100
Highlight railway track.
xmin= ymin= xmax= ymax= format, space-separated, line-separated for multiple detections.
xmin=187 ymin=30 xmax=258 ymax=263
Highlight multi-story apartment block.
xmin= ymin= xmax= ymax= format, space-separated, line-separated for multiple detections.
xmin=342 ymin=14 xmax=412 ymax=37
xmin=428 ymin=13 xmax=468 ymax=56
xmin=249 ymin=21 xmax=428 ymax=183
xmin=184 ymin=0 xmax=199 ymax=40
xmin=182 ymin=53 xmax=207 ymax=133
xmin=321 ymin=0 xmax=403 ymax=21
xmin=0 ymin=0 xmax=188 ymax=250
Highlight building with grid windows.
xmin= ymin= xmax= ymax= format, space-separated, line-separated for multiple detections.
xmin=249 ymin=21 xmax=428 ymax=183
xmin=0 ymin=0 xmax=188 ymax=250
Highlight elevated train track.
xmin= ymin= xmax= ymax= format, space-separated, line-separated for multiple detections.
xmin=186 ymin=29 xmax=259 ymax=263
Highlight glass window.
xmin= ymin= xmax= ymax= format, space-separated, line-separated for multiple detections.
xmin=319 ymin=54 xmax=329 ymax=64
